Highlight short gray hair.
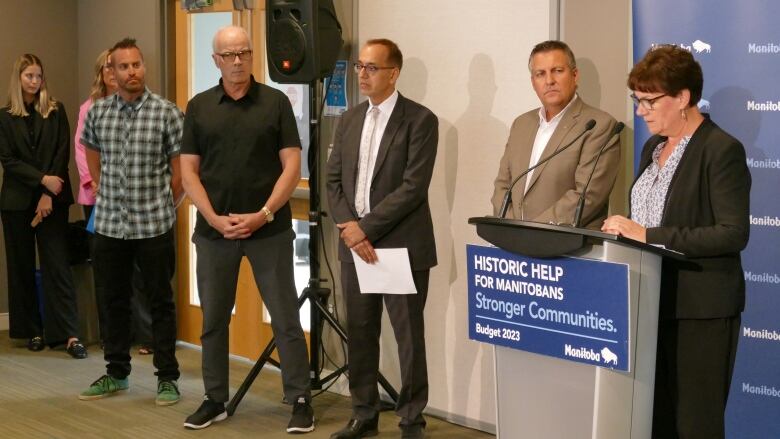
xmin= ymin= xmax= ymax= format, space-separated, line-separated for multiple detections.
xmin=528 ymin=40 xmax=577 ymax=71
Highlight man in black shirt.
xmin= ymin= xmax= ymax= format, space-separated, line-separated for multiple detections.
xmin=180 ymin=25 xmax=313 ymax=433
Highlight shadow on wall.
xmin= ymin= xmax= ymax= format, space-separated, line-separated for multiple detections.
xmin=375 ymin=57 xmax=438 ymax=397
xmin=398 ymin=56 xmax=459 ymax=412
xmin=449 ymin=53 xmax=508 ymax=422
xmin=575 ymin=57 xmax=603 ymax=111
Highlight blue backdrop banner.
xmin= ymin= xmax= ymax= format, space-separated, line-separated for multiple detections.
xmin=466 ymin=244 xmax=630 ymax=371
xmin=632 ymin=1 xmax=780 ymax=437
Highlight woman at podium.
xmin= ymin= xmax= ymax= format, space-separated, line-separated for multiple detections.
xmin=601 ymin=45 xmax=751 ymax=439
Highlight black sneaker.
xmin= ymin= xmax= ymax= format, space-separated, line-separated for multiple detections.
xmin=183 ymin=396 xmax=227 ymax=429
xmin=287 ymin=396 xmax=315 ymax=434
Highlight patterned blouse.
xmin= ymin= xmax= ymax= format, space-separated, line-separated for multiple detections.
xmin=630 ymin=136 xmax=691 ymax=228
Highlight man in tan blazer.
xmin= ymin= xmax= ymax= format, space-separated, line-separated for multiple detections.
xmin=492 ymin=40 xmax=620 ymax=229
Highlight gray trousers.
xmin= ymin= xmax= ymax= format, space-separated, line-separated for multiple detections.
xmin=193 ymin=228 xmax=311 ymax=403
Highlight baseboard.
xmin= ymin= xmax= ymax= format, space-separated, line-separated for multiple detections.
xmin=0 ymin=313 xmax=8 ymax=331
xmin=424 ymin=406 xmax=496 ymax=434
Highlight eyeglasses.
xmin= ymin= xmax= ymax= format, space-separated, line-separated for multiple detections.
xmin=630 ymin=93 xmax=667 ymax=110
xmin=353 ymin=63 xmax=395 ymax=75
xmin=217 ymin=50 xmax=253 ymax=62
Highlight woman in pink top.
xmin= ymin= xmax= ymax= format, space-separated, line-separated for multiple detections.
xmin=75 ymin=49 xmax=115 ymax=214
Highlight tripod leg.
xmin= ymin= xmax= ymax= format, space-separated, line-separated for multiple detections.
xmin=310 ymin=295 xmax=348 ymax=341
xmin=226 ymin=337 xmax=277 ymax=416
xmin=309 ymin=294 xmax=400 ymax=405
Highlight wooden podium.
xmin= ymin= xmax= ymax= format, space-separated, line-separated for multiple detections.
xmin=468 ymin=217 xmax=682 ymax=439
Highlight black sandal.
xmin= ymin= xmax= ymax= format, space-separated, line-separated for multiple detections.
xmin=67 ymin=340 xmax=88 ymax=359
xmin=27 ymin=336 xmax=45 ymax=351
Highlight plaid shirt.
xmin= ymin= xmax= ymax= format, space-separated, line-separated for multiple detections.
xmin=81 ymin=88 xmax=183 ymax=239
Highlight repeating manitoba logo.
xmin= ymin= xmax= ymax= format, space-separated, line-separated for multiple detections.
xmin=742 ymin=382 xmax=780 ymax=399
xmin=692 ymin=39 xmax=711 ymax=53
xmin=743 ymin=326 xmax=780 ymax=341
xmin=746 ymin=156 xmax=780 ymax=169
xmin=748 ymin=42 xmax=780 ymax=54
xmin=746 ymin=99 xmax=780 ymax=111
xmin=652 ymin=39 xmax=712 ymax=54
xmin=750 ymin=215 xmax=780 ymax=227
xmin=744 ymin=271 xmax=780 ymax=284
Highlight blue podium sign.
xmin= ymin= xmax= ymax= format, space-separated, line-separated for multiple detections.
xmin=467 ymin=244 xmax=630 ymax=371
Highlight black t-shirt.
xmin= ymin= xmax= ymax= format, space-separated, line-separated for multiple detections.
xmin=181 ymin=78 xmax=301 ymax=240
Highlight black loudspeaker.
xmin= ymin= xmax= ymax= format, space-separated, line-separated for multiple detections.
xmin=266 ymin=0 xmax=343 ymax=83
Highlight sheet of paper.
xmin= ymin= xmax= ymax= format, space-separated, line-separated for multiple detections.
xmin=351 ymin=248 xmax=417 ymax=295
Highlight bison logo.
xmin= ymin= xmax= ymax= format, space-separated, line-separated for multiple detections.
xmin=692 ymin=39 xmax=712 ymax=53
xmin=601 ymin=347 xmax=618 ymax=365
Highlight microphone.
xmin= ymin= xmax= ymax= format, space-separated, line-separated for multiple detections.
xmin=572 ymin=121 xmax=625 ymax=228
xmin=498 ymin=119 xmax=596 ymax=218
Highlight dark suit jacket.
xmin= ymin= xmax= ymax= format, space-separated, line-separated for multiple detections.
xmin=0 ymin=102 xmax=73 ymax=210
xmin=326 ymin=93 xmax=438 ymax=270
xmin=491 ymin=98 xmax=620 ymax=229
xmin=634 ymin=118 xmax=751 ymax=319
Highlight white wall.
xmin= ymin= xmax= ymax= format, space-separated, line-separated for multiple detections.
xmin=355 ymin=0 xmax=555 ymax=429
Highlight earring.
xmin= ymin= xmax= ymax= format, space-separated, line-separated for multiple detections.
xmin=680 ymin=109 xmax=687 ymax=121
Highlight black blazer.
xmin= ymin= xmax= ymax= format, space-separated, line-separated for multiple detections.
xmin=326 ymin=93 xmax=439 ymax=270
xmin=0 ymin=102 xmax=74 ymax=210
xmin=633 ymin=118 xmax=751 ymax=319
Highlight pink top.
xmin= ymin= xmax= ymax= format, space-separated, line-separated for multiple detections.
xmin=74 ymin=99 xmax=95 ymax=205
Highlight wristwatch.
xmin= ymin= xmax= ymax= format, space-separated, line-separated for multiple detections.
xmin=261 ymin=206 xmax=274 ymax=223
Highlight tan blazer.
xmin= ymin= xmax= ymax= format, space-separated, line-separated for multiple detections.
xmin=491 ymin=98 xmax=620 ymax=229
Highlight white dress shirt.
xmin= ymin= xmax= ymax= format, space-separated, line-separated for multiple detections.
xmin=525 ymin=94 xmax=579 ymax=193
xmin=356 ymin=90 xmax=399 ymax=216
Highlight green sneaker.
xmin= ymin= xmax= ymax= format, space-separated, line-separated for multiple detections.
xmin=79 ymin=375 xmax=128 ymax=400
xmin=156 ymin=380 xmax=180 ymax=406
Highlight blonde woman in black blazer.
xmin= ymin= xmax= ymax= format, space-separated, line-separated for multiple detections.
xmin=0 ymin=54 xmax=86 ymax=358
xmin=602 ymin=46 xmax=750 ymax=439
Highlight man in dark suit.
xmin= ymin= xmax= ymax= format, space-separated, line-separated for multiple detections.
xmin=326 ymin=39 xmax=438 ymax=439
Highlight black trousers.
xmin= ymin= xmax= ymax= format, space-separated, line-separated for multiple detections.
xmin=92 ymin=229 xmax=179 ymax=381
xmin=652 ymin=316 xmax=741 ymax=439
xmin=341 ymin=262 xmax=429 ymax=427
xmin=193 ymin=229 xmax=310 ymax=403
xmin=1 ymin=205 xmax=79 ymax=342
xmin=83 ymin=205 xmax=153 ymax=345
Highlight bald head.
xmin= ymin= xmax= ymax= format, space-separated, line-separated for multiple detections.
xmin=212 ymin=25 xmax=253 ymax=89
xmin=212 ymin=25 xmax=252 ymax=53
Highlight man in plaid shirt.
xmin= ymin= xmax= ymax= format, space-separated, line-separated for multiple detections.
xmin=78 ymin=38 xmax=184 ymax=406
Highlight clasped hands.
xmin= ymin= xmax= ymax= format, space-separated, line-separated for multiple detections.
xmin=41 ymin=175 xmax=64 ymax=195
xmin=337 ymin=221 xmax=377 ymax=264
xmin=32 ymin=175 xmax=62 ymax=226
xmin=210 ymin=211 xmax=267 ymax=240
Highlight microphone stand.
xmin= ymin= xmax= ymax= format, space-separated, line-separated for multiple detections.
xmin=572 ymin=122 xmax=625 ymax=228
xmin=498 ymin=119 xmax=597 ymax=218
